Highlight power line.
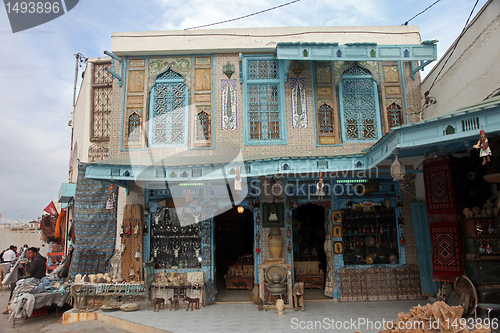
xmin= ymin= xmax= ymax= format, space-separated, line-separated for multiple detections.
xmin=185 ymin=0 xmax=302 ymax=30
xmin=402 ymin=0 xmax=443 ymax=25
xmin=426 ymin=0 xmax=480 ymax=94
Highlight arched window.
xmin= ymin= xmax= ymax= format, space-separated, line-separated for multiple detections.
xmin=128 ymin=112 xmax=141 ymax=142
xmin=149 ymin=68 xmax=188 ymax=146
xmin=196 ymin=110 xmax=211 ymax=141
xmin=339 ymin=63 xmax=382 ymax=142
xmin=318 ymin=103 xmax=334 ymax=135
xmin=387 ymin=102 xmax=402 ymax=129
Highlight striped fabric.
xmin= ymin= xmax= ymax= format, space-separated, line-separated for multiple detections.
xmin=69 ymin=163 xmax=117 ymax=276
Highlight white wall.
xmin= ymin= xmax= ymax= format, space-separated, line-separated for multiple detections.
xmin=421 ymin=0 xmax=500 ymax=117
xmin=0 ymin=228 xmax=49 ymax=258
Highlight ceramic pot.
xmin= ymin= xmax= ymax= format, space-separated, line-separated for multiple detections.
xmin=268 ymin=226 xmax=282 ymax=259
xmin=252 ymin=285 xmax=260 ymax=304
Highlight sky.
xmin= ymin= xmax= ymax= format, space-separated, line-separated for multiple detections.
xmin=0 ymin=0 xmax=489 ymax=224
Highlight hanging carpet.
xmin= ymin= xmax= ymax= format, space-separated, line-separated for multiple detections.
xmin=423 ymin=157 xmax=457 ymax=215
xmin=430 ymin=221 xmax=463 ymax=282
xmin=69 ymin=163 xmax=117 ymax=277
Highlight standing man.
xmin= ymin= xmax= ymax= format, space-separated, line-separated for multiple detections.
xmin=2 ymin=245 xmax=17 ymax=264
xmin=25 ymin=247 xmax=47 ymax=279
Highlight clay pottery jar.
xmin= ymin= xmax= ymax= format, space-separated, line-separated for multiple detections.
xmin=252 ymin=285 xmax=260 ymax=304
xmin=268 ymin=226 xmax=282 ymax=259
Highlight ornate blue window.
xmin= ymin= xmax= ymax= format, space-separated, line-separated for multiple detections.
xmin=148 ymin=69 xmax=188 ymax=147
xmin=243 ymin=57 xmax=286 ymax=145
xmin=338 ymin=63 xmax=382 ymax=142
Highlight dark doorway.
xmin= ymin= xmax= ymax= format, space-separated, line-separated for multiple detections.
xmin=293 ymin=204 xmax=327 ymax=298
xmin=214 ymin=207 xmax=254 ymax=302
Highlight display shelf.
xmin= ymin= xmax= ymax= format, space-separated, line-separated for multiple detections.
xmin=461 ymin=218 xmax=500 ymax=286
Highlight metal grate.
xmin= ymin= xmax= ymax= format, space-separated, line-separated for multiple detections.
xmin=461 ymin=117 xmax=480 ymax=132
xmin=196 ymin=110 xmax=211 ymax=141
xmin=151 ymin=69 xmax=187 ymax=145
xmin=247 ymin=59 xmax=278 ymax=80
xmin=342 ymin=77 xmax=378 ymax=140
xmin=128 ymin=113 xmax=141 ymax=142
xmin=318 ymin=103 xmax=334 ymax=134
xmin=248 ymin=84 xmax=280 ymax=141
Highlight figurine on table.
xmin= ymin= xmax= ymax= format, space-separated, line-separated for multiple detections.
xmin=473 ymin=130 xmax=491 ymax=165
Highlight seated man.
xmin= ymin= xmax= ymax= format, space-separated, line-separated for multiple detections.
xmin=2 ymin=245 xmax=17 ymax=264
xmin=25 ymin=247 xmax=47 ymax=279
xmin=2 ymin=247 xmax=47 ymax=315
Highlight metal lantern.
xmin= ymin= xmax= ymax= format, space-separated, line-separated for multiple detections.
xmin=223 ymin=62 xmax=235 ymax=79
xmin=391 ymin=153 xmax=405 ymax=181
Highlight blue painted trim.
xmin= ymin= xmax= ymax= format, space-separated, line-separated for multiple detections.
xmin=211 ymin=54 xmax=216 ymax=149
xmin=104 ymin=51 xmax=123 ymax=86
xmin=120 ymin=56 xmax=129 ymax=151
xmin=311 ymin=61 xmax=318 ymax=146
xmin=399 ymin=61 xmax=410 ymax=125
xmin=242 ymin=54 xmax=287 ymax=146
xmin=411 ymin=60 xmax=434 ymax=80
xmin=276 ymin=43 xmax=438 ymax=62
xmin=238 ymin=53 xmax=243 ymax=83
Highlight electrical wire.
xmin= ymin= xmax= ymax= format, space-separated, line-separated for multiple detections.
xmin=426 ymin=0 xmax=480 ymax=94
xmin=117 ymin=30 xmax=421 ymax=38
xmin=402 ymin=0 xmax=443 ymax=25
xmin=184 ymin=0 xmax=302 ymax=30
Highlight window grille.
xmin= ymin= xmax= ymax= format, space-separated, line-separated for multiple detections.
xmin=249 ymin=84 xmax=280 ymax=140
xmin=92 ymin=62 xmax=112 ymax=140
xmin=128 ymin=113 xmax=141 ymax=142
xmin=196 ymin=110 xmax=211 ymax=141
xmin=387 ymin=102 xmax=401 ymax=129
xmin=318 ymin=103 xmax=334 ymax=134
xmin=339 ymin=63 xmax=381 ymax=141
xmin=244 ymin=57 xmax=285 ymax=144
xmin=149 ymin=69 xmax=188 ymax=146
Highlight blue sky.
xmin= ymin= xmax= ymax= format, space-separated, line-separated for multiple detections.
xmin=0 ymin=0 xmax=488 ymax=224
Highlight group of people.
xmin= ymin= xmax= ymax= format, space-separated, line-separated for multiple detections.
xmin=2 ymin=244 xmax=47 ymax=315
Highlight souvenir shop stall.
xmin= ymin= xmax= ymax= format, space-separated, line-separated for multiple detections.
xmin=68 ymin=165 xmax=147 ymax=311
xmin=2 ymin=247 xmax=73 ymax=326
xmin=423 ymin=150 xmax=500 ymax=314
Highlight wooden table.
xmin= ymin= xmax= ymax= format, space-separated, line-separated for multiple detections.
xmin=225 ymin=276 xmax=253 ymax=290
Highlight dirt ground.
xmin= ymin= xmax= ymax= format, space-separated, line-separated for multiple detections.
xmin=0 ymin=286 xmax=134 ymax=333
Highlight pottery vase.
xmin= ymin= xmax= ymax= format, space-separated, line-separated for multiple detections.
xmin=268 ymin=226 xmax=282 ymax=259
xmin=252 ymin=285 xmax=260 ymax=304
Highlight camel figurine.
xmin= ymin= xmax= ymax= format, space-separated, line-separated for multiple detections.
xmin=168 ymin=297 xmax=179 ymax=311
xmin=152 ymin=297 xmax=165 ymax=312
xmin=293 ymin=282 xmax=305 ymax=311
xmin=182 ymin=296 xmax=200 ymax=311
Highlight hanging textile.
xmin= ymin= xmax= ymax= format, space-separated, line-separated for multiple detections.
xmin=423 ymin=158 xmax=456 ymax=216
xmin=55 ymin=210 xmax=66 ymax=238
xmin=429 ymin=221 xmax=463 ymax=282
xmin=69 ymin=163 xmax=117 ymax=277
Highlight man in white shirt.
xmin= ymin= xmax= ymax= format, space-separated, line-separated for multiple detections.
xmin=2 ymin=245 xmax=17 ymax=263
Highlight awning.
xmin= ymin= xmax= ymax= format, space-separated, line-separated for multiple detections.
xmin=276 ymin=41 xmax=437 ymax=62
xmin=85 ymin=97 xmax=500 ymax=184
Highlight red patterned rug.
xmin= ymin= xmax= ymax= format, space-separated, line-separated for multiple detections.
xmin=423 ymin=158 xmax=456 ymax=215
xmin=430 ymin=221 xmax=463 ymax=282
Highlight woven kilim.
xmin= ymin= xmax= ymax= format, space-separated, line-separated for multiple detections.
xmin=430 ymin=221 xmax=463 ymax=282
xmin=69 ymin=163 xmax=117 ymax=276
xmin=423 ymin=158 xmax=456 ymax=215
